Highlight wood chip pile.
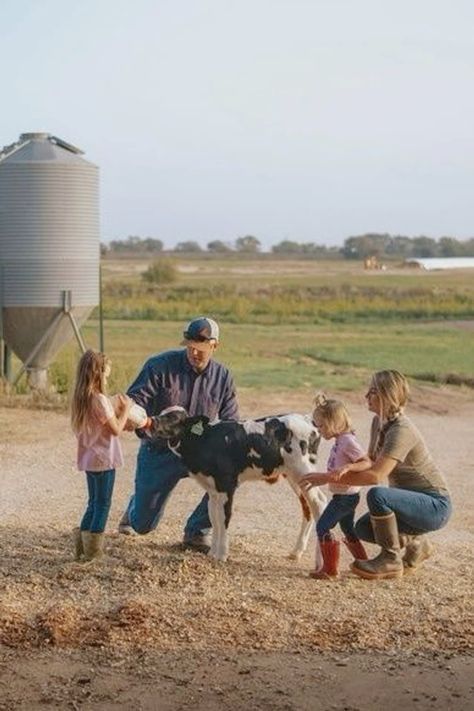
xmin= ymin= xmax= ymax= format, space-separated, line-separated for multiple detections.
xmin=1 ymin=527 xmax=472 ymax=654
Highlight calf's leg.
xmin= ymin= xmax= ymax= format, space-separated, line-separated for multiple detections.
xmin=286 ymin=477 xmax=327 ymax=563
xmin=207 ymin=492 xmax=230 ymax=562
xmin=285 ymin=477 xmax=312 ymax=560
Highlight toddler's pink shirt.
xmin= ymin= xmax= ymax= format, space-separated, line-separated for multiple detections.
xmin=77 ymin=393 xmax=124 ymax=472
xmin=327 ymin=432 xmax=365 ymax=495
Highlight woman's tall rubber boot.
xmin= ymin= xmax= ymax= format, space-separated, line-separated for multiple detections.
xmin=343 ymin=538 xmax=368 ymax=561
xmin=309 ymin=539 xmax=340 ymax=580
xmin=73 ymin=527 xmax=84 ymax=561
xmin=401 ymin=534 xmax=434 ymax=572
xmin=351 ymin=513 xmax=403 ymax=580
xmin=81 ymin=531 xmax=105 ymax=563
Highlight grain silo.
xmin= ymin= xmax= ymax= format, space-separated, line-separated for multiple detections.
xmin=0 ymin=132 xmax=99 ymax=389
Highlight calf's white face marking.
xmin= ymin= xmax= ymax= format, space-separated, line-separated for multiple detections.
xmin=277 ymin=415 xmax=320 ymax=475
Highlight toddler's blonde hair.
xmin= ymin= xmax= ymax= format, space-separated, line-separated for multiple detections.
xmin=312 ymin=392 xmax=353 ymax=436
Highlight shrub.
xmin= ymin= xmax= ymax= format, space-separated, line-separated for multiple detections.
xmin=142 ymin=259 xmax=177 ymax=285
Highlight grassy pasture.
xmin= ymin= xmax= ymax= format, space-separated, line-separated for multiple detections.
xmin=99 ymin=257 xmax=474 ymax=324
xmin=45 ymin=318 xmax=471 ymax=397
xmin=4 ymin=258 xmax=473 ymax=399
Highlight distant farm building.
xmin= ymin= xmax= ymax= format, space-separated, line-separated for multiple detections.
xmin=405 ymin=258 xmax=474 ymax=271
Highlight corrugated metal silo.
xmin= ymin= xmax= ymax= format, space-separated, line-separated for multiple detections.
xmin=0 ymin=132 xmax=99 ymax=389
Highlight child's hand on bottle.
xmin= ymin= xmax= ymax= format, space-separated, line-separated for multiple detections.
xmin=117 ymin=393 xmax=132 ymax=414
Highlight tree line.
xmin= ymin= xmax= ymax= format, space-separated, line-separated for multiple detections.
xmin=102 ymin=233 xmax=474 ymax=259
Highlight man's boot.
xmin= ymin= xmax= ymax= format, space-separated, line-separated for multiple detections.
xmin=351 ymin=513 xmax=403 ymax=580
xmin=81 ymin=531 xmax=105 ymax=563
xmin=343 ymin=538 xmax=368 ymax=561
xmin=309 ymin=539 xmax=340 ymax=580
xmin=118 ymin=508 xmax=136 ymax=536
xmin=401 ymin=534 xmax=434 ymax=571
xmin=73 ymin=527 xmax=83 ymax=561
xmin=182 ymin=532 xmax=211 ymax=554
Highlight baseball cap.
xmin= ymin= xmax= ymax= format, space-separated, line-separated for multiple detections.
xmin=181 ymin=317 xmax=220 ymax=349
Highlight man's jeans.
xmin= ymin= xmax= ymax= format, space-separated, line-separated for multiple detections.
xmin=355 ymin=486 xmax=452 ymax=542
xmin=316 ymin=494 xmax=361 ymax=540
xmin=81 ymin=469 xmax=116 ymax=533
xmin=125 ymin=443 xmax=211 ymax=537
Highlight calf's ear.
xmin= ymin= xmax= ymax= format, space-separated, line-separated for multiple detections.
xmin=265 ymin=418 xmax=292 ymax=446
xmin=309 ymin=430 xmax=321 ymax=454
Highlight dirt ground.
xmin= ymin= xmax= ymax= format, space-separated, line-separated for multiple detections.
xmin=1 ymin=384 xmax=473 ymax=710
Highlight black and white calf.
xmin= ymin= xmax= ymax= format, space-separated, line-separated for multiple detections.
xmin=149 ymin=407 xmax=327 ymax=563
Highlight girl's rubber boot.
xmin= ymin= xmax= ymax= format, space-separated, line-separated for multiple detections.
xmin=343 ymin=538 xmax=368 ymax=561
xmin=351 ymin=513 xmax=403 ymax=580
xmin=309 ymin=539 xmax=340 ymax=580
xmin=81 ymin=531 xmax=105 ymax=563
xmin=73 ymin=527 xmax=84 ymax=561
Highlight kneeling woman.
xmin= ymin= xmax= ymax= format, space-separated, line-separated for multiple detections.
xmin=330 ymin=370 xmax=452 ymax=580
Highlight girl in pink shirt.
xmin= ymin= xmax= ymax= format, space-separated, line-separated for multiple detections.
xmin=71 ymin=349 xmax=131 ymax=563
xmin=300 ymin=395 xmax=372 ymax=580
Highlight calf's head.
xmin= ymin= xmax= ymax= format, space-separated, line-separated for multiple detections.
xmin=149 ymin=406 xmax=189 ymax=444
xmin=149 ymin=407 xmax=211 ymax=448
xmin=265 ymin=414 xmax=320 ymax=475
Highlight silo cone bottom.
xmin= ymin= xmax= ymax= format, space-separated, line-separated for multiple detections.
xmin=27 ymin=367 xmax=49 ymax=391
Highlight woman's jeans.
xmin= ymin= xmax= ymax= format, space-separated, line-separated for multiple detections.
xmin=80 ymin=469 xmax=116 ymax=533
xmin=316 ymin=494 xmax=361 ymax=540
xmin=125 ymin=443 xmax=211 ymax=537
xmin=355 ymin=486 xmax=452 ymax=542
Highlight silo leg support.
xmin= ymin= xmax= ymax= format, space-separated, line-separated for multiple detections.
xmin=67 ymin=311 xmax=87 ymax=354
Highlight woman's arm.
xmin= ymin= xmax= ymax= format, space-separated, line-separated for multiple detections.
xmin=340 ymin=454 xmax=372 ymax=474
xmin=299 ymin=472 xmax=330 ymax=491
xmin=329 ymin=455 xmax=397 ymax=486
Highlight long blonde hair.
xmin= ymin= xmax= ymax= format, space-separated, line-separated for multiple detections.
xmin=71 ymin=349 xmax=110 ymax=433
xmin=312 ymin=392 xmax=353 ymax=436
xmin=371 ymin=369 xmax=409 ymax=420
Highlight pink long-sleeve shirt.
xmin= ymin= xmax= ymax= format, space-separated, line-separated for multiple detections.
xmin=76 ymin=393 xmax=124 ymax=472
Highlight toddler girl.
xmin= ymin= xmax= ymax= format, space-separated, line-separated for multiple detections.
xmin=71 ymin=349 xmax=131 ymax=563
xmin=300 ymin=394 xmax=371 ymax=580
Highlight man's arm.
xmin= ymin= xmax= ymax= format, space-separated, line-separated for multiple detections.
xmin=126 ymin=359 xmax=161 ymax=413
xmin=219 ymin=372 xmax=239 ymax=420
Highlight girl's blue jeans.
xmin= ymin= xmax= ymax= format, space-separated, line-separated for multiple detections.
xmin=80 ymin=469 xmax=116 ymax=533
xmin=125 ymin=443 xmax=211 ymax=537
xmin=355 ymin=486 xmax=452 ymax=542
xmin=316 ymin=494 xmax=361 ymax=540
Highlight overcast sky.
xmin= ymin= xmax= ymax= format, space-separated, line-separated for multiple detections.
xmin=1 ymin=0 xmax=473 ymax=249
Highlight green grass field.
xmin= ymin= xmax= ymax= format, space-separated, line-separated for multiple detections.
xmin=4 ymin=258 xmax=474 ymax=400
xmin=99 ymin=257 xmax=474 ymax=324
xmin=42 ymin=317 xmax=472 ymax=399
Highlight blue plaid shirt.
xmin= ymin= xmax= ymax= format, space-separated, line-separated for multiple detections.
xmin=127 ymin=348 xmax=239 ymax=446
